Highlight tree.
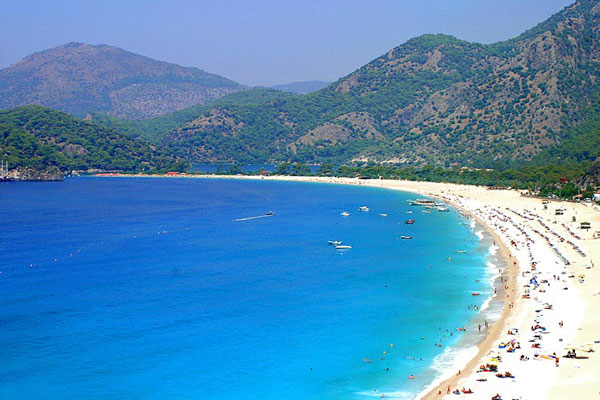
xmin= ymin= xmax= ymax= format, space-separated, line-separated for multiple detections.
xmin=275 ymin=162 xmax=291 ymax=175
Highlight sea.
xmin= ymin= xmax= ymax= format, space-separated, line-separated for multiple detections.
xmin=0 ymin=177 xmax=505 ymax=400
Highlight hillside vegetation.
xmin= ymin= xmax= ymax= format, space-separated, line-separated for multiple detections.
xmin=0 ymin=105 xmax=184 ymax=172
xmin=159 ymin=0 xmax=600 ymax=169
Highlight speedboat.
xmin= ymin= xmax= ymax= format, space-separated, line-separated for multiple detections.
xmin=379 ymin=213 xmax=388 ymax=217
xmin=401 ymin=236 xmax=413 ymax=240
xmin=359 ymin=206 xmax=370 ymax=212
xmin=335 ymin=245 xmax=352 ymax=249
xmin=404 ymin=219 xmax=415 ymax=224
xmin=328 ymin=240 xmax=342 ymax=246
xmin=340 ymin=211 xmax=350 ymax=217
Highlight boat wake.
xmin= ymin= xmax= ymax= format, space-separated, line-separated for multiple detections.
xmin=234 ymin=213 xmax=275 ymax=222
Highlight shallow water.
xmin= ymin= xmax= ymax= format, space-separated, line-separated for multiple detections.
xmin=0 ymin=178 xmax=496 ymax=399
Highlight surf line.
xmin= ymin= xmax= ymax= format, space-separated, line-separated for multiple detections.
xmin=234 ymin=212 xmax=275 ymax=222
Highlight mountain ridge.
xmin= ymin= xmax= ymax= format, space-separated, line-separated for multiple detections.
xmin=0 ymin=42 xmax=246 ymax=119
xmin=163 ymin=0 xmax=600 ymax=168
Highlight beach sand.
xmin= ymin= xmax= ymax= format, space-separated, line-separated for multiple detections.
xmin=108 ymin=173 xmax=600 ymax=399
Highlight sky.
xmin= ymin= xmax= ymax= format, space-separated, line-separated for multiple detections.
xmin=1 ymin=0 xmax=575 ymax=87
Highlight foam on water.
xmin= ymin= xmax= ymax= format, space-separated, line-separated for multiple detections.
xmin=416 ymin=345 xmax=479 ymax=399
xmin=356 ymin=390 xmax=414 ymax=399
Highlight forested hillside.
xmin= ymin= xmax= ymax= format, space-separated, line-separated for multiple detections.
xmin=0 ymin=105 xmax=184 ymax=172
xmin=160 ymin=0 xmax=600 ymax=169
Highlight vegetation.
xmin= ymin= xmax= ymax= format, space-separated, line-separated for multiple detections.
xmin=153 ymin=2 xmax=600 ymax=170
xmin=0 ymin=105 xmax=185 ymax=173
xmin=93 ymin=88 xmax=294 ymax=144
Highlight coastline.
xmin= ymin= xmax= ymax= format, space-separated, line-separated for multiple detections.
xmin=90 ymin=173 xmax=600 ymax=399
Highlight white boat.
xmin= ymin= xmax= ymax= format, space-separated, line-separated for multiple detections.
xmin=340 ymin=211 xmax=350 ymax=217
xmin=379 ymin=213 xmax=388 ymax=217
xmin=436 ymin=206 xmax=450 ymax=212
xmin=409 ymin=199 xmax=435 ymax=206
xmin=334 ymin=245 xmax=352 ymax=249
xmin=328 ymin=240 xmax=342 ymax=245
xmin=359 ymin=206 xmax=370 ymax=212
xmin=401 ymin=236 xmax=413 ymax=240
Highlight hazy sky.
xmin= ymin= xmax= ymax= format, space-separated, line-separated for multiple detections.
xmin=1 ymin=0 xmax=575 ymax=86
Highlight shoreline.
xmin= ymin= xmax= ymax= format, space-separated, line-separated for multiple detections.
xmin=88 ymin=173 xmax=600 ymax=399
xmin=413 ymin=195 xmax=518 ymax=400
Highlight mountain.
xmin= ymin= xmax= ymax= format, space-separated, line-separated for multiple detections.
xmin=581 ymin=158 xmax=600 ymax=186
xmin=163 ymin=0 xmax=600 ymax=167
xmin=0 ymin=105 xmax=184 ymax=172
xmin=0 ymin=43 xmax=245 ymax=119
xmin=271 ymin=80 xmax=331 ymax=94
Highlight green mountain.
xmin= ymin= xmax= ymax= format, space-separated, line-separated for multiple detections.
xmin=162 ymin=0 xmax=600 ymax=168
xmin=0 ymin=43 xmax=245 ymax=119
xmin=91 ymin=88 xmax=292 ymax=145
xmin=0 ymin=105 xmax=183 ymax=172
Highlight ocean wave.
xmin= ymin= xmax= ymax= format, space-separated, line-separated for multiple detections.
xmin=488 ymin=244 xmax=498 ymax=256
xmin=415 ymin=345 xmax=479 ymax=399
xmin=474 ymin=230 xmax=484 ymax=240
xmin=355 ymin=390 xmax=414 ymax=399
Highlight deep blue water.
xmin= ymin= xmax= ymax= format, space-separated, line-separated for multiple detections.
xmin=0 ymin=178 xmax=495 ymax=400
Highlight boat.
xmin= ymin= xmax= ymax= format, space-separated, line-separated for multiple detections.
xmin=404 ymin=219 xmax=415 ymax=224
xmin=340 ymin=211 xmax=350 ymax=217
xmin=406 ymin=211 xmax=413 ymax=214
xmin=409 ymin=199 xmax=435 ymax=206
xmin=0 ymin=160 xmax=16 ymax=182
xmin=472 ymin=292 xmax=480 ymax=296
xmin=359 ymin=206 xmax=370 ymax=212
xmin=456 ymin=250 xmax=466 ymax=253
xmin=379 ymin=213 xmax=388 ymax=217
xmin=401 ymin=236 xmax=413 ymax=240
xmin=328 ymin=240 xmax=342 ymax=246
xmin=436 ymin=206 xmax=450 ymax=212
xmin=335 ymin=245 xmax=352 ymax=249
xmin=265 ymin=211 xmax=275 ymax=216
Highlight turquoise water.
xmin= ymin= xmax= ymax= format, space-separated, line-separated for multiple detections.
xmin=0 ymin=178 xmax=496 ymax=399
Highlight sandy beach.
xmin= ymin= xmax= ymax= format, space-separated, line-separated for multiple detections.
xmin=104 ymin=173 xmax=600 ymax=399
